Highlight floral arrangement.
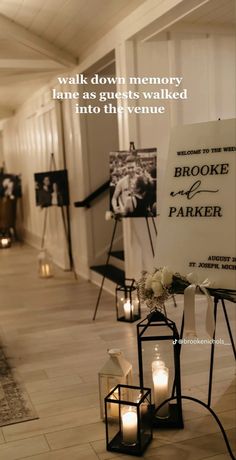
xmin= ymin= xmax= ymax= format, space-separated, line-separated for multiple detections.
xmin=137 ymin=267 xmax=236 ymax=312
xmin=137 ymin=267 xmax=174 ymax=312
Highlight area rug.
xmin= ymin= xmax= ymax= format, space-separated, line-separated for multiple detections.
xmin=0 ymin=347 xmax=38 ymax=427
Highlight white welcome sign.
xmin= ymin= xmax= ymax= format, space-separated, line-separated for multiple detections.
xmin=156 ymin=119 xmax=236 ymax=289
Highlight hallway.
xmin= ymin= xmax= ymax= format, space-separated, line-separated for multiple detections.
xmin=0 ymin=244 xmax=235 ymax=460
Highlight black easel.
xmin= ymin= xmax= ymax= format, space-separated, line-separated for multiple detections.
xmin=92 ymin=142 xmax=160 ymax=320
xmin=92 ymin=217 xmax=120 ymax=320
xmin=40 ymin=153 xmax=77 ymax=278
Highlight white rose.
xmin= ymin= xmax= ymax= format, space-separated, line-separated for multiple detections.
xmin=105 ymin=211 xmax=114 ymax=221
xmin=151 ymin=280 xmax=164 ymax=297
xmin=152 ymin=270 xmax=162 ymax=282
xmin=145 ymin=274 xmax=153 ymax=290
xmin=161 ymin=267 xmax=173 ymax=287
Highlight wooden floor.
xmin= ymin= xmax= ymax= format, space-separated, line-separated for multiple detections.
xmin=0 ymin=244 xmax=235 ymax=460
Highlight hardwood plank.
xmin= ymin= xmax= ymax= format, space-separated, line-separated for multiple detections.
xmin=2 ymin=407 xmax=100 ymax=442
xmin=16 ymin=443 xmax=99 ymax=460
xmin=46 ymin=422 xmax=105 ymax=450
xmin=0 ymin=436 xmax=49 ymax=460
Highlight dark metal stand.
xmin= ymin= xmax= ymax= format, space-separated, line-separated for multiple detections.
xmin=92 ymin=214 xmax=158 ymax=321
xmin=92 ymin=140 xmax=160 ymax=320
xmin=93 ymin=217 xmax=119 ymax=320
xmin=145 ymin=216 xmax=155 ymax=257
xmin=173 ymin=295 xmax=236 ymax=459
xmin=178 ymin=295 xmax=236 ymax=407
xmin=156 ymin=395 xmax=235 ymax=460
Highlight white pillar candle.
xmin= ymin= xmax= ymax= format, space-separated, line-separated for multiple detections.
xmin=152 ymin=359 xmax=165 ymax=372
xmin=121 ymin=407 xmax=137 ymax=445
xmin=152 ymin=364 xmax=169 ymax=418
xmin=123 ymin=300 xmax=133 ymax=320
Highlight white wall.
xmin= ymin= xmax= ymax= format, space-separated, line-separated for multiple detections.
xmin=3 ymin=93 xmax=70 ymax=268
xmin=121 ymin=31 xmax=236 ymax=278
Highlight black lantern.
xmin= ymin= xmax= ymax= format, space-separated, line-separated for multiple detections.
xmin=0 ymin=231 xmax=11 ymax=249
xmin=137 ymin=310 xmax=183 ymax=428
xmin=116 ymin=279 xmax=141 ymax=322
xmin=105 ymin=384 xmax=152 ymax=456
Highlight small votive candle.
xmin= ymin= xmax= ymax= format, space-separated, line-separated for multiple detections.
xmin=121 ymin=407 xmax=137 ymax=445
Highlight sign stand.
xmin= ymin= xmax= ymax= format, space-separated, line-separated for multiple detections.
xmin=177 ymin=294 xmax=236 ymax=405
xmin=167 ymin=292 xmax=236 ymax=460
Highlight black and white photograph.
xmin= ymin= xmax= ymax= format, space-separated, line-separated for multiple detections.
xmin=110 ymin=149 xmax=157 ymax=218
xmin=0 ymin=174 xmax=22 ymax=200
xmin=34 ymin=170 xmax=69 ymax=208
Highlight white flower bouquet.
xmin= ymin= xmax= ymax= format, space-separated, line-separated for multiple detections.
xmin=137 ymin=267 xmax=174 ymax=312
xmin=137 ymin=267 xmax=236 ymax=314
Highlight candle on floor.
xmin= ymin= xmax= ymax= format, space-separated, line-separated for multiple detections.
xmin=121 ymin=407 xmax=137 ymax=445
xmin=123 ymin=300 xmax=133 ymax=320
xmin=1 ymin=238 xmax=9 ymax=248
xmin=152 ymin=363 xmax=169 ymax=418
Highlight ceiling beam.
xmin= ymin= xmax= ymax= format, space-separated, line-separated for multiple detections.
xmin=0 ymin=14 xmax=77 ymax=67
xmin=136 ymin=0 xmax=212 ymax=42
xmin=0 ymin=70 xmax=58 ymax=85
xmin=0 ymin=106 xmax=14 ymax=118
xmin=0 ymin=59 xmax=65 ymax=70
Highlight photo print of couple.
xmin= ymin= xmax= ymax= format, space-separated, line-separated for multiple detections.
xmin=0 ymin=174 xmax=22 ymax=200
xmin=34 ymin=170 xmax=69 ymax=208
xmin=110 ymin=148 xmax=157 ymax=218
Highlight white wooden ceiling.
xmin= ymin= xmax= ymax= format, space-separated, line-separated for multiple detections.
xmin=0 ymin=0 xmax=146 ymax=118
xmin=0 ymin=0 xmax=235 ymax=119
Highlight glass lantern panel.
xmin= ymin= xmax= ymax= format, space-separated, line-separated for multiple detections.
xmin=139 ymin=393 xmax=152 ymax=450
xmin=140 ymin=338 xmax=174 ymax=416
xmin=140 ymin=323 xmax=173 ymax=339
xmin=100 ymin=374 xmax=132 ymax=419
xmin=117 ymin=288 xmax=139 ymax=321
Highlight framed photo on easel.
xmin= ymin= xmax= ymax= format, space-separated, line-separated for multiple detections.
xmin=109 ymin=148 xmax=157 ymax=218
xmin=34 ymin=170 xmax=69 ymax=208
